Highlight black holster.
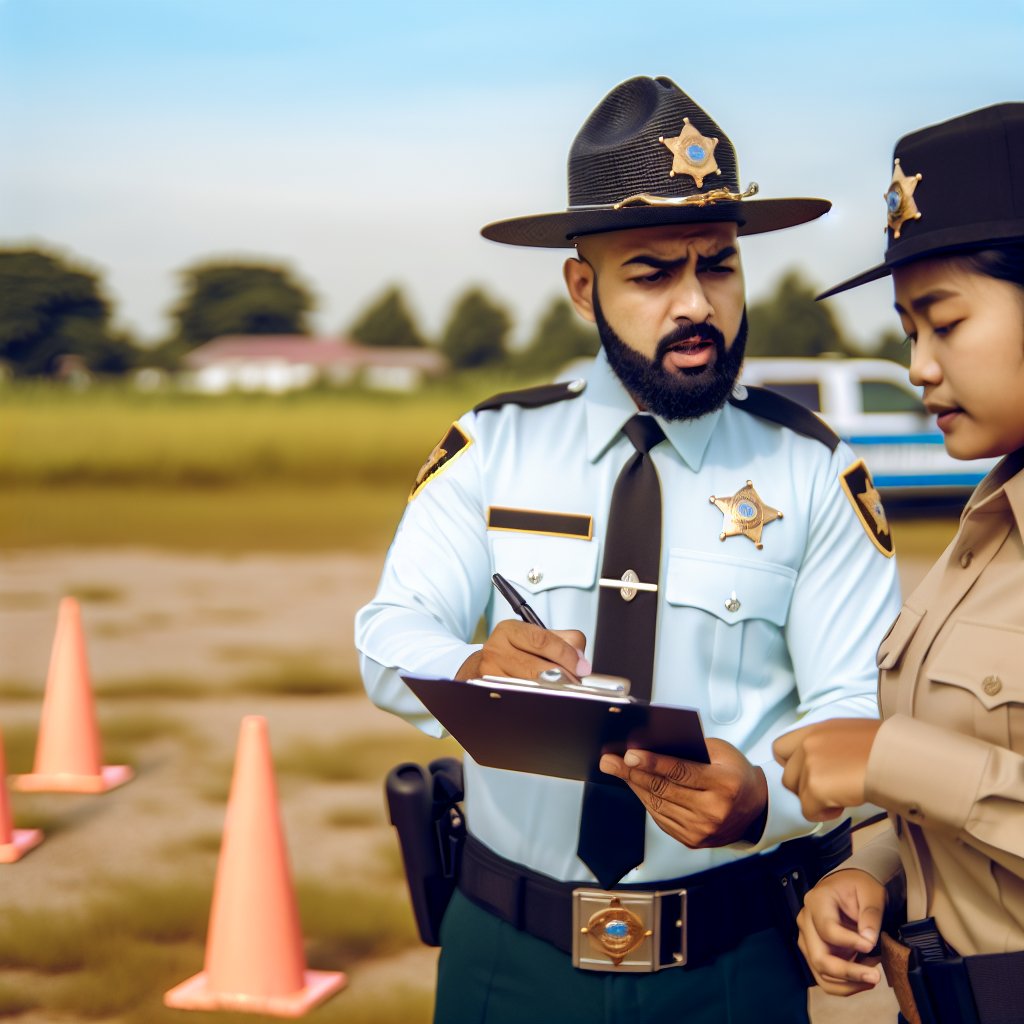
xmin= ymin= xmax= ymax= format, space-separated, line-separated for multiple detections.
xmin=385 ymin=757 xmax=465 ymax=946
xmin=900 ymin=918 xmax=981 ymax=1024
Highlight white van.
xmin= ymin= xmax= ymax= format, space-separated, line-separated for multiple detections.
xmin=739 ymin=357 xmax=997 ymax=497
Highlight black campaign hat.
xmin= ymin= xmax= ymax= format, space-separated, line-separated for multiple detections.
xmin=481 ymin=76 xmax=830 ymax=248
xmin=820 ymin=103 xmax=1024 ymax=298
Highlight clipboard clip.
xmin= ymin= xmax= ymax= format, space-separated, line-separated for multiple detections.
xmin=479 ymin=671 xmax=631 ymax=699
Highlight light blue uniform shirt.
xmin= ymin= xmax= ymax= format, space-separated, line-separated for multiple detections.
xmin=356 ymin=351 xmax=901 ymax=884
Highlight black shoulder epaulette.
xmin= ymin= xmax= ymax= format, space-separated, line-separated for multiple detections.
xmin=728 ymin=385 xmax=840 ymax=452
xmin=473 ymin=380 xmax=586 ymax=413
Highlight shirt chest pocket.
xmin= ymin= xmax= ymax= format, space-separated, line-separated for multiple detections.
xmin=489 ymin=532 xmax=599 ymax=602
xmin=665 ymin=549 xmax=797 ymax=724
xmin=925 ymin=620 xmax=1024 ymax=750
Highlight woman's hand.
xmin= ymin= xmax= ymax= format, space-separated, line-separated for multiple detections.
xmin=772 ymin=718 xmax=881 ymax=820
xmin=796 ymin=869 xmax=886 ymax=996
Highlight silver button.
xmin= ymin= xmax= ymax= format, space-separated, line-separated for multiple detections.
xmin=619 ymin=569 xmax=639 ymax=602
xmin=527 ymin=568 xmax=543 ymax=585
xmin=724 ymin=592 xmax=741 ymax=613
xmin=567 ymin=378 xmax=587 ymax=393
xmin=960 ymin=550 xmax=973 ymax=568
xmin=983 ymin=675 xmax=1003 ymax=696
xmin=731 ymin=383 xmax=748 ymax=401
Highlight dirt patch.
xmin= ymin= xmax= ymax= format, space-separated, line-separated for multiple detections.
xmin=0 ymin=546 xmax=927 ymax=1021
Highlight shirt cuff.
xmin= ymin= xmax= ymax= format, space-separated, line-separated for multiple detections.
xmin=865 ymin=714 xmax=992 ymax=834
xmin=731 ymin=758 xmax=823 ymax=853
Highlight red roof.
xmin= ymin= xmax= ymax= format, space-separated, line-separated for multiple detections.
xmin=185 ymin=335 xmax=446 ymax=372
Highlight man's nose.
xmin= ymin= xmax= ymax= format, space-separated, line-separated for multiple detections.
xmin=668 ymin=267 xmax=713 ymax=323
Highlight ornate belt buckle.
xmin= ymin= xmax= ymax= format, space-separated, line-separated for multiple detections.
xmin=571 ymin=887 xmax=687 ymax=972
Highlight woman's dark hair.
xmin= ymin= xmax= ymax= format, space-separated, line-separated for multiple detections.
xmin=953 ymin=243 xmax=1024 ymax=289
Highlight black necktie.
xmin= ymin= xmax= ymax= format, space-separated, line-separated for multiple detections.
xmin=577 ymin=414 xmax=664 ymax=888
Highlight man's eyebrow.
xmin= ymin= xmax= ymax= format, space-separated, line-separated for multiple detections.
xmin=621 ymin=246 xmax=738 ymax=272
xmin=894 ymin=288 xmax=959 ymax=316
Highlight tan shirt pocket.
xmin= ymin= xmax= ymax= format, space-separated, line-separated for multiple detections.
xmin=925 ymin=620 xmax=1024 ymax=749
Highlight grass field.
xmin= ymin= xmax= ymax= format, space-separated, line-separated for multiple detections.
xmin=0 ymin=379 xmax=950 ymax=1023
xmin=0 ymin=377 xmax=540 ymax=551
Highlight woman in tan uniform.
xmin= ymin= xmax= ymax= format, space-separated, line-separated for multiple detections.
xmin=773 ymin=103 xmax=1024 ymax=1024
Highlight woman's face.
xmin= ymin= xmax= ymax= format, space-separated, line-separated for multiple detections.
xmin=893 ymin=257 xmax=1024 ymax=460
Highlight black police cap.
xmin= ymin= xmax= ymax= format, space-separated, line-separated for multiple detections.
xmin=481 ymin=76 xmax=830 ymax=248
xmin=820 ymin=102 xmax=1024 ymax=298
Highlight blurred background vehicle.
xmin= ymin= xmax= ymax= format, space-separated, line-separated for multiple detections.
xmin=738 ymin=357 xmax=998 ymax=503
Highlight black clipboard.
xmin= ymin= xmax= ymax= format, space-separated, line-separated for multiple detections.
xmin=402 ymin=674 xmax=708 ymax=785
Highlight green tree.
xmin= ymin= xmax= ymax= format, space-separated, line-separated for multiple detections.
xmin=871 ymin=327 xmax=911 ymax=367
xmin=440 ymin=287 xmax=511 ymax=369
xmin=517 ymin=297 xmax=599 ymax=373
xmin=348 ymin=285 xmax=427 ymax=348
xmin=0 ymin=248 xmax=128 ymax=376
xmin=746 ymin=269 xmax=851 ymax=358
xmin=170 ymin=261 xmax=314 ymax=349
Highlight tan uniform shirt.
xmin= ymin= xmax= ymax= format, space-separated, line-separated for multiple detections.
xmin=849 ymin=447 xmax=1024 ymax=956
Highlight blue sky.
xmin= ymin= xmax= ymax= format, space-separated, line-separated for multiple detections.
xmin=2 ymin=0 xmax=1022 ymax=348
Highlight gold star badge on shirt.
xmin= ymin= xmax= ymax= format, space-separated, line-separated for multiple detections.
xmin=659 ymin=118 xmax=720 ymax=188
xmin=884 ymin=159 xmax=923 ymax=239
xmin=709 ymin=481 xmax=782 ymax=550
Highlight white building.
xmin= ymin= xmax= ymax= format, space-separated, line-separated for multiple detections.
xmin=183 ymin=335 xmax=447 ymax=394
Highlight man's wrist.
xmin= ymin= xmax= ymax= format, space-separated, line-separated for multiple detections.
xmin=741 ymin=767 xmax=769 ymax=844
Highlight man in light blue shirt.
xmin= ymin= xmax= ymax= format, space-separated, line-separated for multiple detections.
xmin=356 ymin=76 xmax=900 ymax=1024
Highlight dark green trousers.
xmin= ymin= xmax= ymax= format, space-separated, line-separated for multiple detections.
xmin=435 ymin=889 xmax=809 ymax=1024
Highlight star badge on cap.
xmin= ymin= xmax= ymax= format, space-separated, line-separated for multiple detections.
xmin=884 ymin=159 xmax=923 ymax=239
xmin=710 ymin=481 xmax=782 ymax=549
xmin=659 ymin=118 xmax=721 ymax=188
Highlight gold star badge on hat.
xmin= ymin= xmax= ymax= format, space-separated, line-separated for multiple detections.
xmin=710 ymin=481 xmax=782 ymax=550
xmin=884 ymin=159 xmax=922 ymax=239
xmin=659 ymin=118 xmax=720 ymax=188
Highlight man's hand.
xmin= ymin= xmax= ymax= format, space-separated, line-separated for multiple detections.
xmin=455 ymin=620 xmax=590 ymax=682
xmin=772 ymin=719 xmax=881 ymax=822
xmin=599 ymin=739 xmax=768 ymax=848
xmin=796 ymin=869 xmax=885 ymax=996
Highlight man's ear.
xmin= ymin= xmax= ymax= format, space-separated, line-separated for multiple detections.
xmin=563 ymin=256 xmax=596 ymax=324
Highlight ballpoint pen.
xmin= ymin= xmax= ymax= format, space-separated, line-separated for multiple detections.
xmin=491 ymin=572 xmax=546 ymax=628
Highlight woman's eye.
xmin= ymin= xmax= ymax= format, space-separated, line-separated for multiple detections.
xmin=933 ymin=321 xmax=959 ymax=338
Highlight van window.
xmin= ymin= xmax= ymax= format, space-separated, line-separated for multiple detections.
xmin=758 ymin=381 xmax=821 ymax=411
xmin=860 ymin=380 xmax=925 ymax=414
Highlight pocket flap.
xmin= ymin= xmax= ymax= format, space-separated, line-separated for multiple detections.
xmin=665 ymin=548 xmax=796 ymax=626
xmin=928 ymin=620 xmax=1024 ymax=708
xmin=876 ymin=606 xmax=924 ymax=670
xmin=490 ymin=532 xmax=599 ymax=595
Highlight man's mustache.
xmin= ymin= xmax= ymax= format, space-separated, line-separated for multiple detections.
xmin=654 ymin=322 xmax=726 ymax=362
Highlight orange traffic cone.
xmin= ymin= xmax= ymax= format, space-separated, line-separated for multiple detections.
xmin=11 ymin=596 xmax=132 ymax=794
xmin=164 ymin=715 xmax=347 ymax=1016
xmin=0 ymin=726 xmax=44 ymax=863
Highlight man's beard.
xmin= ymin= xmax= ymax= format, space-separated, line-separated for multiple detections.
xmin=594 ymin=288 xmax=747 ymax=421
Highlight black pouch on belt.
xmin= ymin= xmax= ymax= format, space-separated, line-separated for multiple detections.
xmin=385 ymin=757 xmax=465 ymax=946
xmin=900 ymin=917 xmax=981 ymax=1024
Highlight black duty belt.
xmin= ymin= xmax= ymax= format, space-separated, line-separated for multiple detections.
xmin=458 ymin=821 xmax=851 ymax=974
xmin=893 ymin=917 xmax=1024 ymax=1024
